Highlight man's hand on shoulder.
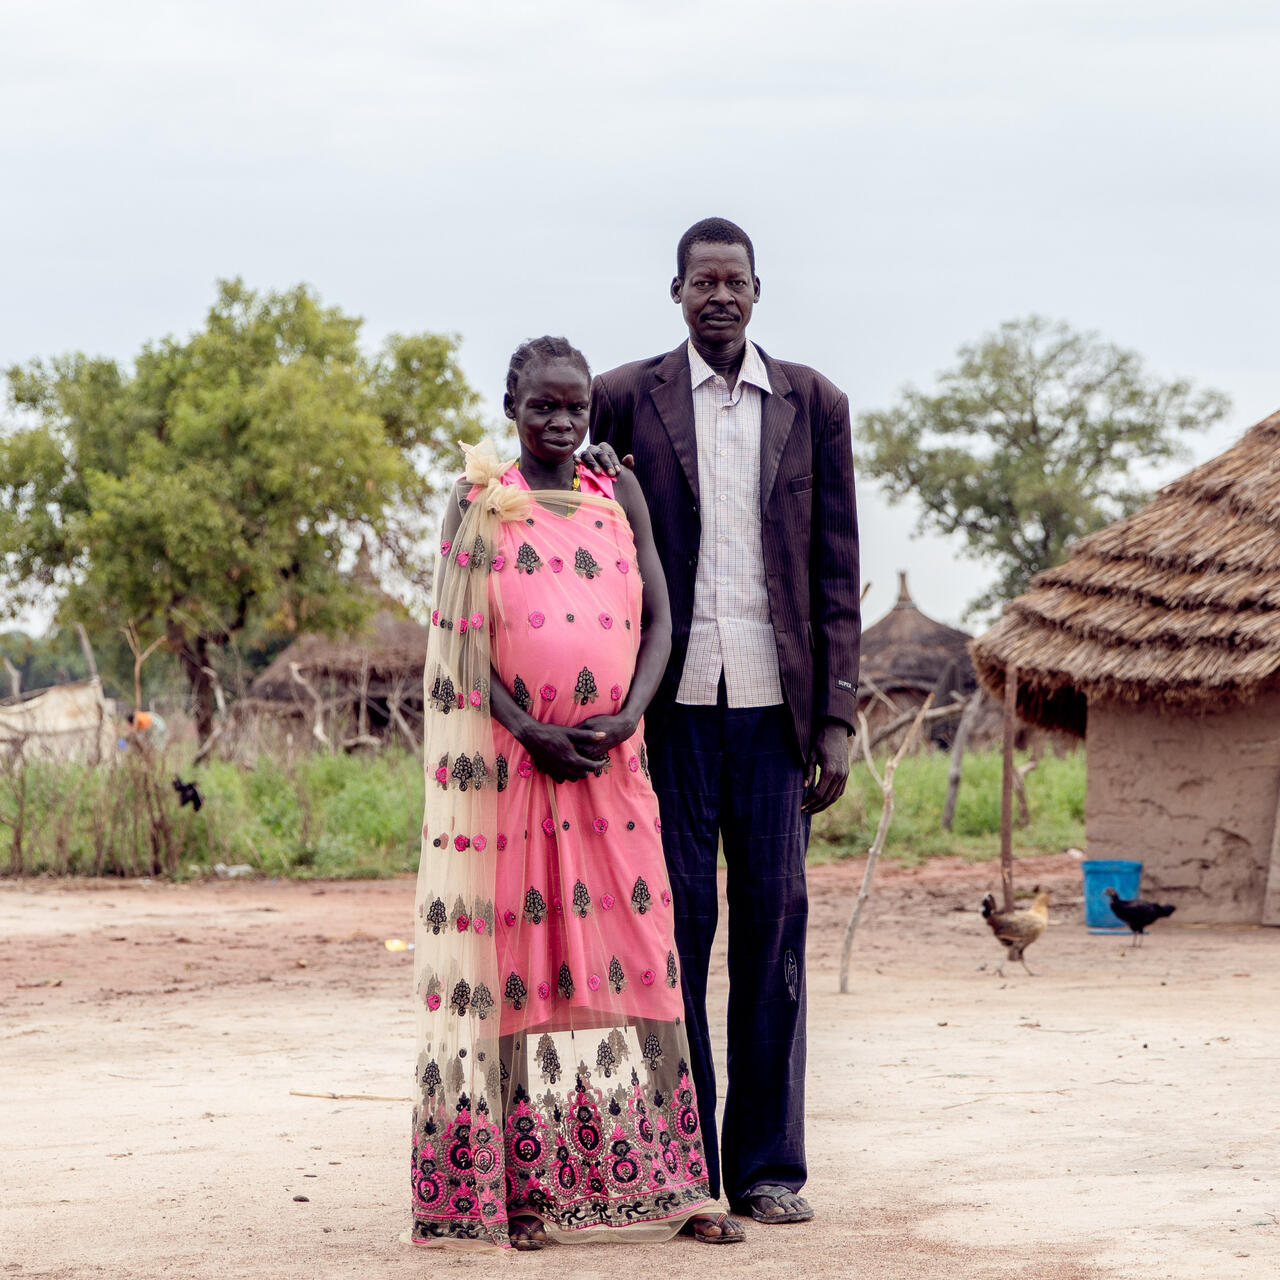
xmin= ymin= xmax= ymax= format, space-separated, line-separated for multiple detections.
xmin=803 ymin=718 xmax=852 ymax=814
xmin=579 ymin=442 xmax=634 ymax=476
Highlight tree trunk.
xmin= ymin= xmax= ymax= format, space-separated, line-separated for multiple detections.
xmin=170 ymin=625 xmax=216 ymax=743
xmin=941 ymin=691 xmax=985 ymax=831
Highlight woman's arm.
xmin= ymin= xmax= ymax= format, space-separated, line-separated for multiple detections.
xmin=577 ymin=470 xmax=671 ymax=752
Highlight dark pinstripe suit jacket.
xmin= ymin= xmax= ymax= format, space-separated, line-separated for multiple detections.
xmin=590 ymin=342 xmax=861 ymax=755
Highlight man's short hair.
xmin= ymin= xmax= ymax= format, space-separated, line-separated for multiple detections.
xmin=676 ymin=217 xmax=756 ymax=279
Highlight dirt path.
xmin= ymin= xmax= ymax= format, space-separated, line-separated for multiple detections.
xmin=3 ymin=857 xmax=1277 ymax=1279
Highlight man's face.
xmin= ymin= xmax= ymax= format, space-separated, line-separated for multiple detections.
xmin=672 ymin=241 xmax=759 ymax=348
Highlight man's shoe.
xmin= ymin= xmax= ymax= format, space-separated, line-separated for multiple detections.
xmin=732 ymin=1184 xmax=814 ymax=1224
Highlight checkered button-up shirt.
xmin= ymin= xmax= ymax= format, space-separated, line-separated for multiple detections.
xmin=675 ymin=340 xmax=785 ymax=709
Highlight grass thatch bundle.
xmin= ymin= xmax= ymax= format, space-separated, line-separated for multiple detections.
xmin=971 ymin=409 xmax=1280 ymax=735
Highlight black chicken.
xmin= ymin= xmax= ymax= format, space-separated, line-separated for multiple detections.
xmin=172 ymin=776 xmax=203 ymax=812
xmin=1104 ymin=887 xmax=1175 ymax=945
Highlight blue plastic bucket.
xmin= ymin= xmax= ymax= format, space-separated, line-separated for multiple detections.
xmin=1081 ymin=859 xmax=1142 ymax=933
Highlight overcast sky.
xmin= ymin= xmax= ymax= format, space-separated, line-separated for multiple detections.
xmin=3 ymin=0 xmax=1277 ymax=633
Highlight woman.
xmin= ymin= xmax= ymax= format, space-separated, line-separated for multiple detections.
xmin=410 ymin=337 xmax=742 ymax=1249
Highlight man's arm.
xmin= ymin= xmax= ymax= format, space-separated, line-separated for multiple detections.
xmin=803 ymin=388 xmax=861 ymax=814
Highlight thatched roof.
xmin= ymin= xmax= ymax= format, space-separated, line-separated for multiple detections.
xmin=861 ymin=573 xmax=975 ymax=695
xmin=971 ymin=408 xmax=1280 ymax=736
xmin=249 ymin=599 xmax=428 ymax=701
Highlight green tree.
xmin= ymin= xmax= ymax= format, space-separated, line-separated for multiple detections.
xmin=0 ymin=280 xmax=482 ymax=740
xmin=857 ymin=316 xmax=1231 ymax=618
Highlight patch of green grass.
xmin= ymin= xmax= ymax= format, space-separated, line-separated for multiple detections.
xmin=2 ymin=748 xmax=426 ymax=880
xmin=2 ymin=743 xmax=1085 ymax=879
xmin=808 ymin=747 xmax=1085 ymax=866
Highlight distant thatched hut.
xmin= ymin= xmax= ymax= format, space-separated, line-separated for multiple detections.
xmin=243 ymin=594 xmax=428 ymax=748
xmin=971 ymin=409 xmax=1280 ymax=924
xmin=858 ymin=573 xmax=977 ymax=746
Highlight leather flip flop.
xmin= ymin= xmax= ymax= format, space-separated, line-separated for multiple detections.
xmin=679 ymin=1212 xmax=746 ymax=1244
xmin=734 ymin=1184 xmax=814 ymax=1224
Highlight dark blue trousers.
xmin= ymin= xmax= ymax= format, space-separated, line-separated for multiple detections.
xmin=647 ymin=692 xmax=809 ymax=1205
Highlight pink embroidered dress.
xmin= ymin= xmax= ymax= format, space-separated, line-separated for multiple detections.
xmin=411 ymin=445 xmax=711 ymax=1247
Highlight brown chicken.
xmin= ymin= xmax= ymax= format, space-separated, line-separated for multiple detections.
xmin=981 ymin=890 xmax=1050 ymax=976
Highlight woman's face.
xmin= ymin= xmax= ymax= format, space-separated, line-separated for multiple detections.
xmin=507 ymin=359 xmax=590 ymax=463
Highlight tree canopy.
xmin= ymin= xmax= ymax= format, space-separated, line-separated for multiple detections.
xmin=0 ymin=279 xmax=482 ymax=738
xmin=856 ymin=316 xmax=1231 ymax=618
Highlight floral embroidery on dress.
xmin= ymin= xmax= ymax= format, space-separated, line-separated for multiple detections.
xmin=535 ymin=1033 xmax=562 ymax=1083
xmin=430 ymin=675 xmax=456 ymax=715
xmin=642 ymin=1032 xmax=663 ymax=1070
xmin=571 ymin=879 xmax=592 ymax=918
xmin=523 ymin=887 xmax=547 ymax=925
xmin=631 ymin=877 xmax=653 ymax=914
xmin=425 ymin=898 xmax=447 ymax=934
xmin=495 ymin=754 xmax=508 ymax=792
xmin=608 ymin=956 xmax=626 ymax=994
xmin=504 ymin=972 xmax=528 ymax=1011
xmin=450 ymin=978 xmax=472 ymax=1015
xmin=666 ymin=950 xmax=679 ymax=988
xmin=556 ymin=961 xmax=574 ymax=999
xmin=573 ymin=667 xmax=599 ymax=705
xmin=512 ymin=676 xmax=532 ymax=712
xmin=540 ymin=683 xmax=557 ymax=702
xmin=471 ymin=983 xmax=495 ymax=1020
xmin=548 ymin=555 xmax=564 ymax=573
xmin=574 ymin=547 xmax=602 ymax=579
xmin=451 ymin=753 xmax=474 ymax=790
xmin=640 ymin=744 xmax=650 ymax=778
xmin=515 ymin=542 xmax=542 ymax=574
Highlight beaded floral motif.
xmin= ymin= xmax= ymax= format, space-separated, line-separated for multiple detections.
xmin=571 ymin=879 xmax=592 ymax=918
xmin=631 ymin=877 xmax=653 ymax=915
xmin=429 ymin=675 xmax=456 ymax=715
xmin=515 ymin=542 xmax=542 ymax=574
xmin=524 ymin=887 xmax=548 ymax=925
xmin=573 ymin=667 xmax=599 ymax=706
xmin=573 ymin=547 xmax=602 ymax=579
xmin=512 ymin=675 xmax=532 ymax=713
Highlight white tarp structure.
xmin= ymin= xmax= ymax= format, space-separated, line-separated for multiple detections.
xmin=0 ymin=679 xmax=115 ymax=762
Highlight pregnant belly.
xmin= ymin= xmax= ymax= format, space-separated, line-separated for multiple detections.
xmin=493 ymin=620 xmax=637 ymax=725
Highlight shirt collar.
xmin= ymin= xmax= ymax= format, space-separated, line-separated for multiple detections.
xmin=686 ymin=339 xmax=771 ymax=396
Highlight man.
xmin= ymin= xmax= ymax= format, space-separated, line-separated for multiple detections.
xmin=587 ymin=217 xmax=861 ymax=1227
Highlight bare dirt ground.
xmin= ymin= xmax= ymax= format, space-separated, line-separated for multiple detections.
xmin=3 ymin=855 xmax=1277 ymax=1280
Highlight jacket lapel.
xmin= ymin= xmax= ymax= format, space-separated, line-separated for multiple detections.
xmin=757 ymin=346 xmax=796 ymax=508
xmin=648 ymin=344 xmax=700 ymax=503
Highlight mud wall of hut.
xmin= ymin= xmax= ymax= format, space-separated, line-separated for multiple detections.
xmin=1084 ymin=692 xmax=1280 ymax=924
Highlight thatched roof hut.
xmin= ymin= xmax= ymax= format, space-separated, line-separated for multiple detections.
xmin=862 ymin=572 xmax=976 ymax=699
xmin=249 ymin=604 xmax=428 ymax=705
xmin=858 ymin=573 xmax=977 ymax=746
xmin=244 ymin=544 xmax=429 ymax=746
xmin=971 ymin=409 xmax=1280 ymax=923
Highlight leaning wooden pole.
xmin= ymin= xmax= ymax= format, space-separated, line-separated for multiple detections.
xmin=839 ymin=695 xmax=933 ymax=993
xmin=1000 ymin=664 xmax=1018 ymax=912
